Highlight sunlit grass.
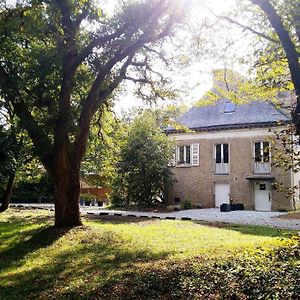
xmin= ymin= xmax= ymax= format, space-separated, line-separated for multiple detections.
xmin=0 ymin=209 xmax=294 ymax=299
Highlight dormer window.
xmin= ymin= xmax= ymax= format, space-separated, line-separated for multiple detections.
xmin=224 ymin=102 xmax=236 ymax=113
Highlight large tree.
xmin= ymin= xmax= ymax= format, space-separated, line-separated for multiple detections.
xmin=248 ymin=0 xmax=300 ymax=132
xmin=221 ymin=0 xmax=300 ymax=131
xmin=0 ymin=0 xmax=185 ymax=226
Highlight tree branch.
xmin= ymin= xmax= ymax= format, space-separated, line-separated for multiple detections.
xmin=0 ymin=65 xmax=54 ymax=170
xmin=250 ymin=0 xmax=300 ymax=132
xmin=221 ymin=15 xmax=279 ymax=44
xmin=73 ymin=55 xmax=134 ymax=163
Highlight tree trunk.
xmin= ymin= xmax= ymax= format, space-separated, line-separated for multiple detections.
xmin=0 ymin=171 xmax=16 ymax=212
xmin=52 ymin=151 xmax=82 ymax=227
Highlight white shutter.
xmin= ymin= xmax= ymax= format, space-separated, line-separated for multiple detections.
xmin=191 ymin=143 xmax=199 ymax=166
xmin=168 ymin=147 xmax=176 ymax=167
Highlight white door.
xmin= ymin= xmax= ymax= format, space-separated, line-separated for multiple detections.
xmin=215 ymin=183 xmax=230 ymax=207
xmin=254 ymin=182 xmax=272 ymax=211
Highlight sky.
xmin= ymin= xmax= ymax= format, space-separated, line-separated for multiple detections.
xmin=100 ymin=0 xmax=255 ymax=114
xmin=4 ymin=0 xmax=254 ymax=115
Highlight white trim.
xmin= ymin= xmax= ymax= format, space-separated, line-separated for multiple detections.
xmin=214 ymin=143 xmax=230 ymax=174
xmin=191 ymin=143 xmax=199 ymax=166
xmin=176 ymin=145 xmax=191 ymax=166
xmin=169 ymin=127 xmax=281 ymax=141
xmin=252 ymin=140 xmax=271 ymax=174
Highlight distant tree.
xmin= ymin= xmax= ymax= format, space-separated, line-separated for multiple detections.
xmin=110 ymin=113 xmax=173 ymax=207
xmin=81 ymin=109 xmax=126 ymax=188
xmin=0 ymin=122 xmax=33 ymax=211
xmin=0 ymin=0 xmax=186 ymax=226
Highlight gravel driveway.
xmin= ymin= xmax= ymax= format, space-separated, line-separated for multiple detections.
xmin=10 ymin=204 xmax=300 ymax=230
xmin=86 ymin=208 xmax=300 ymax=230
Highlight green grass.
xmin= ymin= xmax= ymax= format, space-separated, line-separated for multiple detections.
xmin=0 ymin=209 xmax=298 ymax=299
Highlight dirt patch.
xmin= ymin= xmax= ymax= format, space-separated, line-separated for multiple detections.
xmin=276 ymin=212 xmax=300 ymax=220
xmin=83 ymin=214 xmax=160 ymax=225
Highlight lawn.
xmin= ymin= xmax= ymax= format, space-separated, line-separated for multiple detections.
xmin=0 ymin=209 xmax=299 ymax=299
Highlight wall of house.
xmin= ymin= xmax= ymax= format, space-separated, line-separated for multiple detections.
xmin=168 ymin=127 xmax=294 ymax=211
xmin=292 ymin=169 xmax=300 ymax=210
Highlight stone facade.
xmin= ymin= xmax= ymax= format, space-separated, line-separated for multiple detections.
xmin=168 ymin=127 xmax=297 ymax=211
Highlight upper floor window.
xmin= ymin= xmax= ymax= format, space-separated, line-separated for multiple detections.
xmin=215 ymin=143 xmax=229 ymax=163
xmin=215 ymin=143 xmax=229 ymax=174
xmin=178 ymin=145 xmax=191 ymax=165
xmin=254 ymin=141 xmax=270 ymax=162
xmin=254 ymin=141 xmax=271 ymax=174
xmin=170 ymin=144 xmax=199 ymax=167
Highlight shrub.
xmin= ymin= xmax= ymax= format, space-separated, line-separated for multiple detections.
xmin=110 ymin=113 xmax=173 ymax=207
xmin=180 ymin=200 xmax=193 ymax=210
xmin=98 ymin=237 xmax=300 ymax=300
xmin=80 ymin=193 xmax=96 ymax=202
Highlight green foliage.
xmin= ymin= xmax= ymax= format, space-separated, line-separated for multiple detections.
xmin=101 ymin=237 xmax=300 ymax=300
xmin=81 ymin=110 xmax=126 ymax=188
xmin=110 ymin=112 xmax=173 ymax=207
xmin=179 ymin=200 xmax=193 ymax=210
xmin=12 ymin=171 xmax=54 ymax=203
xmin=0 ymin=121 xmax=36 ymax=199
xmin=80 ymin=193 xmax=96 ymax=202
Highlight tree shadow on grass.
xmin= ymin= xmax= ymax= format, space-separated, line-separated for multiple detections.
xmin=0 ymin=225 xmax=70 ymax=272
xmin=0 ymin=225 xmax=171 ymax=300
xmin=192 ymin=220 xmax=292 ymax=238
xmin=84 ymin=214 xmax=162 ymax=224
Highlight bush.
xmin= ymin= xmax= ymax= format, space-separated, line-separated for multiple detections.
xmin=180 ymin=200 xmax=193 ymax=210
xmin=110 ymin=113 xmax=173 ymax=208
xmin=11 ymin=173 xmax=54 ymax=203
xmin=98 ymin=237 xmax=300 ymax=300
xmin=80 ymin=193 xmax=96 ymax=202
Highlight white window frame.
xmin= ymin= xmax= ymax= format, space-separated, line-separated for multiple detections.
xmin=177 ymin=145 xmax=191 ymax=166
xmin=176 ymin=144 xmax=199 ymax=167
xmin=214 ymin=143 xmax=230 ymax=174
xmin=253 ymin=141 xmax=271 ymax=163
xmin=253 ymin=140 xmax=271 ymax=174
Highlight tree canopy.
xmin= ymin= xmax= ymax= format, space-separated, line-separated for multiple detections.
xmin=0 ymin=0 xmax=186 ymax=226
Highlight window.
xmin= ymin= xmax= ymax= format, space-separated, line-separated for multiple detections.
xmin=224 ymin=102 xmax=236 ymax=113
xmin=254 ymin=141 xmax=270 ymax=162
xmin=177 ymin=145 xmax=191 ymax=165
xmin=176 ymin=144 xmax=199 ymax=166
xmin=215 ymin=143 xmax=229 ymax=163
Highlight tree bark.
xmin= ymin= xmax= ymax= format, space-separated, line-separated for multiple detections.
xmin=0 ymin=171 xmax=16 ymax=212
xmin=52 ymin=149 xmax=82 ymax=227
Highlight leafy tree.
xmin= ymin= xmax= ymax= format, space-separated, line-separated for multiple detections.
xmin=110 ymin=113 xmax=173 ymax=207
xmin=0 ymin=0 xmax=186 ymax=226
xmin=219 ymin=0 xmax=300 ymax=131
xmin=0 ymin=123 xmax=34 ymax=211
xmin=81 ymin=109 xmax=126 ymax=188
xmin=248 ymin=0 xmax=300 ymax=131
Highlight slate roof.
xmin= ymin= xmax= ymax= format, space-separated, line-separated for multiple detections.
xmin=167 ymin=99 xmax=291 ymax=132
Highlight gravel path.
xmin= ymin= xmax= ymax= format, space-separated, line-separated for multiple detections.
xmin=10 ymin=204 xmax=300 ymax=230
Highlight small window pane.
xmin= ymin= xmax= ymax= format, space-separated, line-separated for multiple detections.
xmin=259 ymin=184 xmax=266 ymax=190
xmin=186 ymin=145 xmax=191 ymax=164
xmin=179 ymin=146 xmax=184 ymax=164
xmin=263 ymin=142 xmax=270 ymax=162
xmin=223 ymin=144 xmax=229 ymax=163
xmin=216 ymin=144 xmax=221 ymax=163
xmin=255 ymin=142 xmax=261 ymax=162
